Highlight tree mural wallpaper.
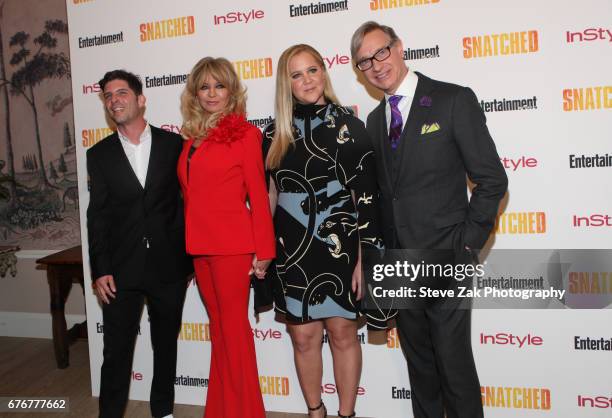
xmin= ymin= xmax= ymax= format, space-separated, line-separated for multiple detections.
xmin=0 ymin=0 xmax=79 ymax=249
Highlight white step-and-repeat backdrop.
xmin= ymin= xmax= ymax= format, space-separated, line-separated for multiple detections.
xmin=66 ymin=0 xmax=611 ymax=416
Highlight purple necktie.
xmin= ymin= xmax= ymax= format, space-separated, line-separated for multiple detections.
xmin=388 ymin=95 xmax=403 ymax=150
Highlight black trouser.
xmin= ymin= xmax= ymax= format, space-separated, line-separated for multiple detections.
xmin=392 ymin=231 xmax=483 ymax=418
xmin=396 ymin=305 xmax=482 ymax=418
xmin=98 ymin=278 xmax=186 ymax=418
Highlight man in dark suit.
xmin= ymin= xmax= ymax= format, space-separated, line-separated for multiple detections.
xmin=87 ymin=69 xmax=192 ymax=418
xmin=351 ymin=22 xmax=508 ymax=418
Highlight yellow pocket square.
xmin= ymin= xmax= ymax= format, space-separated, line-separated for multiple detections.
xmin=421 ymin=123 xmax=441 ymax=135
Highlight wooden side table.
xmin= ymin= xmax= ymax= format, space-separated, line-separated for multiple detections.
xmin=36 ymin=245 xmax=86 ymax=369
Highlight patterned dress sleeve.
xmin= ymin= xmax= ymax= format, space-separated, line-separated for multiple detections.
xmin=335 ymin=113 xmax=383 ymax=250
xmin=253 ymin=121 xmax=276 ymax=314
xmin=261 ymin=122 xmax=275 ymax=189
xmin=336 ymin=111 xmax=397 ymax=329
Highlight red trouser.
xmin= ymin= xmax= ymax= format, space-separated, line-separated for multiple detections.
xmin=194 ymin=254 xmax=265 ymax=418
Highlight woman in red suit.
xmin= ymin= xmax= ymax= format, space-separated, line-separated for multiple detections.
xmin=178 ymin=57 xmax=275 ymax=418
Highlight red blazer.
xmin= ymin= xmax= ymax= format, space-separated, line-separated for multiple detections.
xmin=177 ymin=114 xmax=275 ymax=260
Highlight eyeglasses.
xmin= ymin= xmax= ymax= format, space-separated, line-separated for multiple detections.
xmin=356 ymin=41 xmax=395 ymax=71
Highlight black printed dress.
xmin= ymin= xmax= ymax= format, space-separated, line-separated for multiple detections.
xmin=262 ymin=103 xmax=394 ymax=329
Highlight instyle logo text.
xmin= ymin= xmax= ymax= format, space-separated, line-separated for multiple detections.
xmin=323 ymin=53 xmax=351 ymax=68
xmin=160 ymin=123 xmax=182 ymax=135
xmin=572 ymin=214 xmax=612 ymax=228
xmin=322 ymin=383 xmax=366 ymax=395
xmin=252 ymin=328 xmax=282 ymax=341
xmin=566 ymin=27 xmax=612 ymax=43
xmin=480 ymin=332 xmax=543 ymax=348
xmin=577 ymin=395 xmax=612 ymax=408
xmin=500 ymin=156 xmax=538 ymax=171
xmin=82 ymin=83 xmax=101 ymax=95
xmin=214 ymin=9 xmax=264 ymax=25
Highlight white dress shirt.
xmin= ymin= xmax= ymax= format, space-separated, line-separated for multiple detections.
xmin=117 ymin=123 xmax=152 ymax=188
xmin=384 ymin=69 xmax=419 ymax=133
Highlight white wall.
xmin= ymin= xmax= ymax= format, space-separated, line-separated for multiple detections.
xmin=66 ymin=0 xmax=612 ymax=416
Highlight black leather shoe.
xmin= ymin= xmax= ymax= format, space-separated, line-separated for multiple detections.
xmin=338 ymin=412 xmax=355 ymax=418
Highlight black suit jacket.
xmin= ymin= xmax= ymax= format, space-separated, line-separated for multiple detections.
xmin=366 ymin=72 xmax=508 ymax=250
xmin=86 ymin=125 xmax=192 ymax=288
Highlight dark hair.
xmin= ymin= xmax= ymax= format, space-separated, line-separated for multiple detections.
xmin=98 ymin=69 xmax=143 ymax=95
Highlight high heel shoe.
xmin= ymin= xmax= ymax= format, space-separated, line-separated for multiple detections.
xmin=307 ymin=400 xmax=327 ymax=418
xmin=338 ymin=412 xmax=355 ymax=418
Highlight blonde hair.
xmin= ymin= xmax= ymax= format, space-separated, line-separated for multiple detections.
xmin=181 ymin=57 xmax=246 ymax=139
xmin=266 ymin=44 xmax=340 ymax=169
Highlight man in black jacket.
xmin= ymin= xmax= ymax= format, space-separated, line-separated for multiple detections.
xmin=87 ymin=69 xmax=192 ymax=418
xmin=351 ymin=22 xmax=508 ymax=418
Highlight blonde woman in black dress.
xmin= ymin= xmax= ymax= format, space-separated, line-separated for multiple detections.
xmin=263 ymin=44 xmax=393 ymax=418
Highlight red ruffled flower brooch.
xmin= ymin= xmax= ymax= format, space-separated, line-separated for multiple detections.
xmin=205 ymin=113 xmax=251 ymax=143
